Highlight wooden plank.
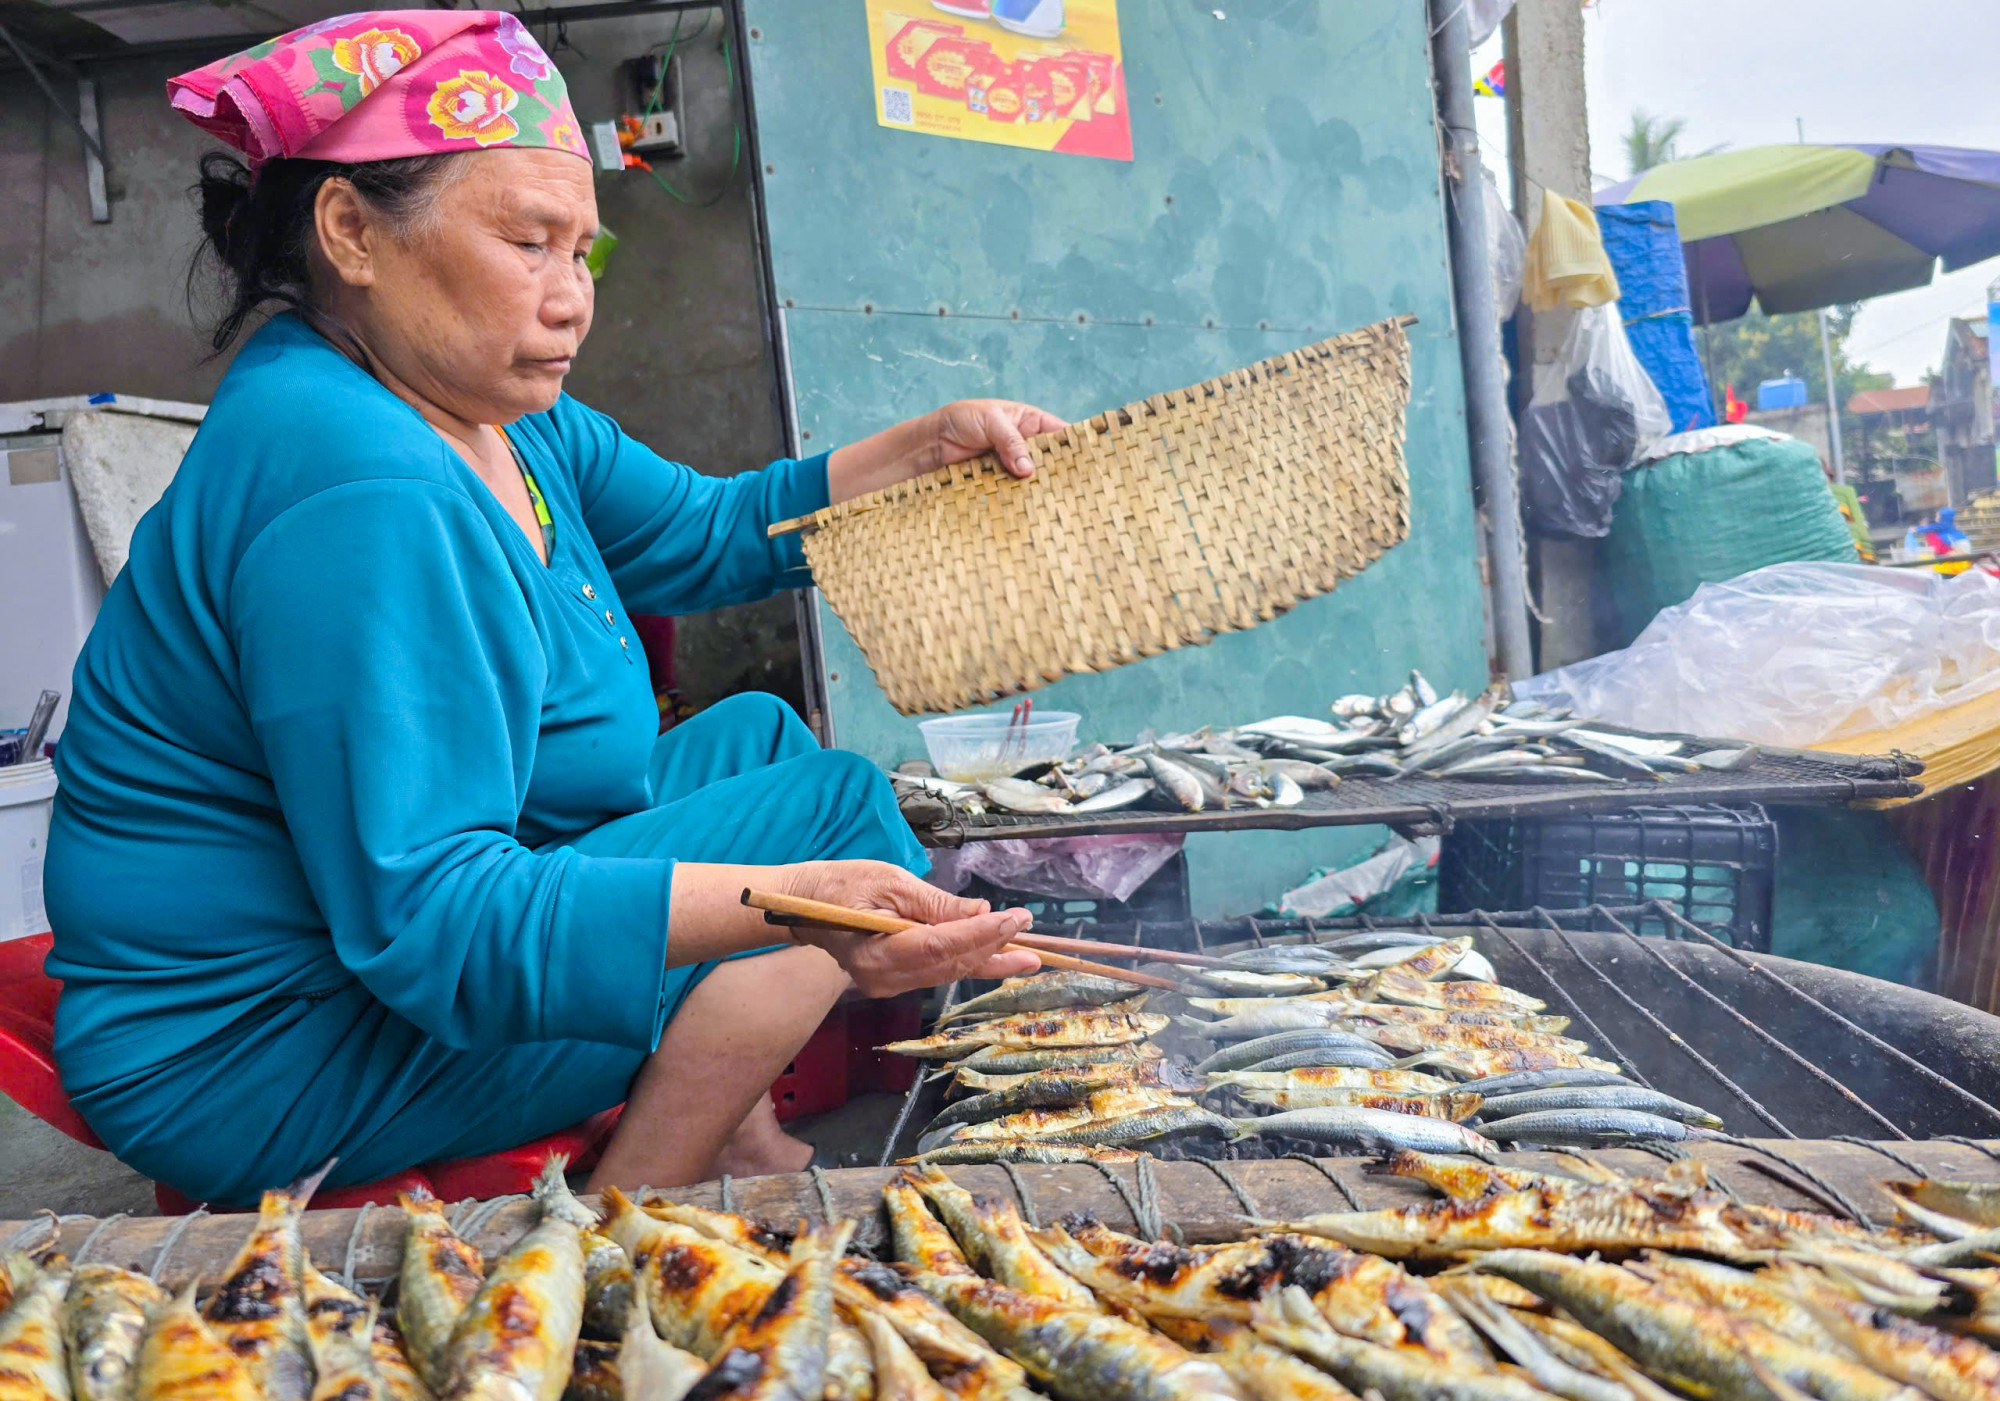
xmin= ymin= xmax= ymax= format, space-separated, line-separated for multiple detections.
xmin=5 ymin=1138 xmax=1994 ymax=1293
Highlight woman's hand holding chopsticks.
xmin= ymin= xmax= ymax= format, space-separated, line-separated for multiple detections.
xmin=777 ymin=860 xmax=1042 ymax=997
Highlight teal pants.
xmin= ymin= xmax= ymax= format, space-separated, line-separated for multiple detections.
xmin=75 ymin=694 xmax=926 ymax=1203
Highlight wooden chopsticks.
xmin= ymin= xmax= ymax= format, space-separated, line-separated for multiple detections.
xmin=740 ymin=889 xmax=1192 ymax=992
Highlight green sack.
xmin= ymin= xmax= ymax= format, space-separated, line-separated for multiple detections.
xmin=1770 ymin=808 xmax=1938 ymax=989
xmin=1601 ymin=435 xmax=1858 ymax=647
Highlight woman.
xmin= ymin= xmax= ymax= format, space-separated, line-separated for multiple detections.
xmin=45 ymin=10 xmax=1063 ymax=1204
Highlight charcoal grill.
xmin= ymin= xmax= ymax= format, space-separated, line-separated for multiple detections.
xmin=879 ymin=901 xmax=2000 ymax=1164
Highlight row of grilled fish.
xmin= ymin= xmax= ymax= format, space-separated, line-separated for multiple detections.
xmin=874 ymin=1152 xmax=2000 ymax=1401
xmin=881 ymin=935 xmax=1732 ymax=1160
xmin=889 ymin=675 xmax=1759 ymax=821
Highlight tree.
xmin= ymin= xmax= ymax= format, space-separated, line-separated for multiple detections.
xmin=1701 ymin=303 xmax=1894 ymax=463
xmin=1624 ymin=111 xmax=1689 ymax=176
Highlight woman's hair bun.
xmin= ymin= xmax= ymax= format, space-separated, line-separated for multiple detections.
xmin=187 ymin=150 xmax=463 ymax=353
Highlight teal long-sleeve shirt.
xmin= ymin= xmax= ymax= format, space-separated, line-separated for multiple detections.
xmin=45 ymin=314 xmax=830 ymax=1093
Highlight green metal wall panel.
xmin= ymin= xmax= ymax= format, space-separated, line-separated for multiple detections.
xmin=744 ymin=0 xmax=1487 ymax=915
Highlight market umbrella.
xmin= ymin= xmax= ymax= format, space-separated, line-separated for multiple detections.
xmin=1594 ymin=144 xmax=2000 ymax=324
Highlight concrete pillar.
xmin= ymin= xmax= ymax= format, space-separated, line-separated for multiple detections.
xmin=1503 ymin=0 xmax=1599 ymax=670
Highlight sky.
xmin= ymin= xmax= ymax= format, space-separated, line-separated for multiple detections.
xmin=1472 ymin=0 xmax=2000 ymax=386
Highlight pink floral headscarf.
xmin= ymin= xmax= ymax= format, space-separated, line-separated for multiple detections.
xmin=167 ymin=10 xmax=587 ymax=167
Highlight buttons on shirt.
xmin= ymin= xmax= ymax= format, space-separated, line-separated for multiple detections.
xmin=582 ymin=583 xmax=597 ymax=600
xmin=604 ymin=609 xmax=616 ymax=625
xmin=619 ymin=636 xmax=630 ymax=650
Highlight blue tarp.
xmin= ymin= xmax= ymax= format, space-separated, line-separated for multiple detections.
xmin=1599 ymin=201 xmax=1718 ymax=433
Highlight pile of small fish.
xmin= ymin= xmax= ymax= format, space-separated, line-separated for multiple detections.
xmin=1174 ymin=932 xmax=1731 ymax=1154
xmin=890 ymin=673 xmax=1760 ymax=821
xmin=883 ymin=934 xmax=1730 ymax=1162
xmin=873 ymin=1153 xmax=2000 ymax=1401
xmin=20 ymin=1141 xmax=2000 ymax=1401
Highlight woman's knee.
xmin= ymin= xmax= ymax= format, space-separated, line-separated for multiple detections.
xmin=794 ymin=748 xmax=926 ymax=868
xmin=706 ymin=692 xmax=819 ymax=762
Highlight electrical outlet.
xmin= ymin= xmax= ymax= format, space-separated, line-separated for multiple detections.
xmin=629 ymin=110 xmax=682 ymax=154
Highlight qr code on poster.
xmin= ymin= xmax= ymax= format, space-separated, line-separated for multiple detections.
xmin=881 ymin=86 xmax=914 ymax=125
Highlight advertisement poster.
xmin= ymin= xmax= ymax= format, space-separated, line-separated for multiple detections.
xmin=866 ymin=0 xmax=1132 ymax=162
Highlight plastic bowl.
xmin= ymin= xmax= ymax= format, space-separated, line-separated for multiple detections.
xmin=919 ymin=710 xmax=1081 ymax=781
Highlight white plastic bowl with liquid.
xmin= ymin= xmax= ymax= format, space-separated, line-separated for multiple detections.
xmin=918 ymin=710 xmax=1081 ymax=781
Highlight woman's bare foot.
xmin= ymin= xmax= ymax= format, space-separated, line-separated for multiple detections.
xmin=709 ymin=1094 xmax=815 ymax=1178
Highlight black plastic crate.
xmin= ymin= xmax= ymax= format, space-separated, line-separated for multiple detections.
xmin=957 ymin=850 xmax=1195 ymax=941
xmin=1438 ymin=804 xmax=1776 ymax=950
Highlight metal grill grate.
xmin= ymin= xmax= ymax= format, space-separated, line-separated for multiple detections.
xmin=878 ymin=900 xmax=2000 ymax=1165
xmin=917 ymin=745 xmax=1921 ymax=846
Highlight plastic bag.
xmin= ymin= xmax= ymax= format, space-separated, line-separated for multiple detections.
xmin=1274 ymin=836 xmax=1440 ymax=919
xmin=930 ymin=834 xmax=1183 ymax=904
xmin=1519 ymin=303 xmax=1673 ymax=538
xmin=1467 ymin=0 xmax=1517 ymax=47
xmin=1484 ymin=168 xmax=1525 ymax=324
xmin=1517 ymin=561 xmax=2000 ymax=746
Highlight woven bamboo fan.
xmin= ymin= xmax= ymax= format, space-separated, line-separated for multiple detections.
xmin=771 ymin=315 xmax=1415 ymax=715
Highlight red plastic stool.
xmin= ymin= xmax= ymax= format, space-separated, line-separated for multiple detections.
xmin=1 ymin=932 xmax=629 ymax=1213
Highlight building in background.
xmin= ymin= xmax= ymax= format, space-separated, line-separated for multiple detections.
xmin=1936 ymin=316 xmax=1998 ymax=509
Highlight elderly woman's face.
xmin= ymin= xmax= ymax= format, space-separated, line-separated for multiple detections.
xmin=317 ymin=147 xmax=597 ymax=426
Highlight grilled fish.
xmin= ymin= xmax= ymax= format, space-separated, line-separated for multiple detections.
xmin=853 ymin=1312 xmax=948 ymax=1401
xmin=572 ymin=1298 xmax=710 ymax=1401
xmin=920 ymin=1070 xmax=1151 ymax=1139
xmin=1195 ymin=1032 xmax=1396 ymax=1074
xmin=565 ymin=1339 xmax=621 ymax=1401
xmin=1767 ymin=1263 xmax=2000 ymax=1401
xmin=1203 ymin=1069 xmax=1454 ymax=1096
xmin=947 ymin=1045 xmax=1159 ymax=1078
xmin=1398 ymin=1048 xmax=1622 ymax=1079
xmin=1280 ymin=1179 xmax=1757 ymax=1260
xmin=1620 ymin=1256 xmax=1845 ymax=1355
xmin=1178 ymin=1007 xmax=1361 ymax=1039
xmin=1430 ymin=1280 xmax=1630 ymax=1401
xmin=911 ymin=1270 xmax=1246 ymax=1401
xmin=309 ymin=1299 xmax=388 ymax=1401
xmin=1473 ymin=1250 xmax=1913 ymax=1401
xmin=1337 ymin=1005 xmax=1572 ymax=1034
xmin=1190 ymin=972 xmax=1330 ymax=997
xmin=1248 ymin=1288 xmax=1540 ymax=1401
xmin=1237 ymin=1049 xmax=1401 ymax=1074
xmin=908 ymin=1144 xmax=1144 ymax=1167
xmin=1370 ymin=972 xmax=1545 ymax=1015
xmin=1230 ymin=1107 xmax=1496 ymax=1156
xmin=1370 ymin=1151 xmax=1571 ymax=1202
xmin=204 ymin=1171 xmax=321 ymax=1401
xmin=1455 ymin=1069 xmax=1632 ymax=1098
xmin=398 ymin=1189 xmax=488 ymax=1390
xmin=908 ymin=1169 xmax=1098 ymax=1311
xmin=1480 ymin=1110 xmax=1718 ymax=1147
xmin=609 ymin=1197 xmax=788 ymax=1356
xmin=1362 ymin=938 xmax=1473 ymax=982
xmin=833 ymin=1261 xmax=1034 ymax=1401
xmin=1477 ymin=1086 xmax=1723 ymax=1128
xmin=135 ymin=1283 xmax=259 ymax=1401
xmin=1357 ymin=1023 xmax=1592 ymax=1056
xmin=1184 ymin=997 xmax=1369 ymax=1022
xmin=583 ymin=1234 xmax=640 ymax=1344
xmin=1202 ymin=1321 xmax=1357 ymax=1401
xmin=63 ymin=1263 xmax=166 ymax=1401
xmin=1229 ymin=1090 xmax=1483 ymax=1120
xmin=1886 ymin=1181 xmax=2000 ymax=1237
xmin=686 ymin=1222 xmax=852 ymax=1401
xmin=946 ymin=1088 xmax=1191 ymax=1143
xmin=2 ymin=1253 xmax=73 ymax=1401
xmin=437 ymin=1157 xmax=595 ymax=1401
xmin=936 ymin=974 xmax=1152 ymax=1027
xmin=883 ymin=1012 xmax=1169 ymax=1058
xmin=1034 ymin=1222 xmax=1486 ymax=1364
xmin=304 ymin=1264 xmax=433 ymax=1401
xmin=995 ymin=1103 xmax=1240 ymax=1150
xmin=883 ymin=1178 xmax=977 ymax=1281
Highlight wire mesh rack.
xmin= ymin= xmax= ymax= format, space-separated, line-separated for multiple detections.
xmin=877 ymin=899 xmax=2000 ymax=1168
xmin=911 ymin=745 xmax=1921 ymax=846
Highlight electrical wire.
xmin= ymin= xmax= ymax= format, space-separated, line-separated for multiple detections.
xmin=637 ymin=11 xmax=741 ymax=208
